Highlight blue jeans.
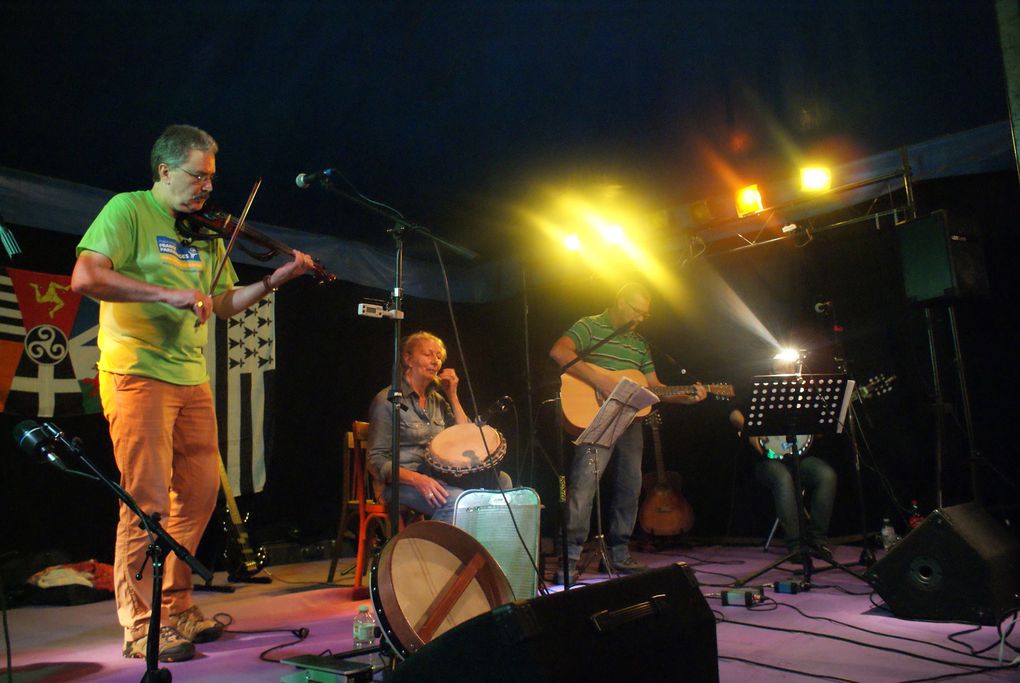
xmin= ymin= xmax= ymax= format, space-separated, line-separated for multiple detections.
xmin=754 ymin=455 xmax=836 ymax=550
xmin=384 ymin=470 xmax=512 ymax=524
xmin=565 ymin=422 xmax=643 ymax=563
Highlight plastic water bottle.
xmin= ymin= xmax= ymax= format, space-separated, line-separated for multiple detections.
xmin=352 ymin=604 xmax=376 ymax=650
xmin=908 ymin=500 xmax=925 ymax=530
xmin=880 ymin=518 xmax=897 ymax=550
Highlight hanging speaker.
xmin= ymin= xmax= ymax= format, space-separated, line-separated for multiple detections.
xmin=865 ymin=503 xmax=1020 ymax=625
xmin=389 ymin=562 xmax=718 ymax=682
xmin=898 ymin=210 xmax=989 ymax=303
xmin=452 ymin=487 xmax=541 ymax=600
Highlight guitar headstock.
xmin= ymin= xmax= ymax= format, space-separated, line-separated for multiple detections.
xmin=647 ymin=409 xmax=663 ymax=428
xmin=857 ymin=374 xmax=896 ymax=401
xmin=707 ymin=383 xmax=735 ymax=400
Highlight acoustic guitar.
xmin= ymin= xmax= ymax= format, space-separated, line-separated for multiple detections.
xmin=639 ymin=410 xmax=694 ymax=537
xmin=560 ymin=367 xmax=733 ymax=434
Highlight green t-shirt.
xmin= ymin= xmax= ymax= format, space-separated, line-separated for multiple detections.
xmin=76 ymin=190 xmax=237 ymax=385
xmin=564 ymin=310 xmax=655 ymax=374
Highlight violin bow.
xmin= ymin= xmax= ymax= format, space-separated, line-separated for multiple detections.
xmin=194 ymin=177 xmax=262 ymax=328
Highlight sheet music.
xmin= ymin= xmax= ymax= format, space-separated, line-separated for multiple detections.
xmin=574 ymin=377 xmax=659 ymax=449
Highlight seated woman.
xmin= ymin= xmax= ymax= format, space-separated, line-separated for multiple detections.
xmin=366 ymin=331 xmax=509 ymax=524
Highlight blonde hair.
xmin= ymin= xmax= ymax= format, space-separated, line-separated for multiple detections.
xmin=400 ymin=331 xmax=447 ymax=370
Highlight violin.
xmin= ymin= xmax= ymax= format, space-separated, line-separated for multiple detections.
xmin=176 ymin=209 xmax=336 ymax=284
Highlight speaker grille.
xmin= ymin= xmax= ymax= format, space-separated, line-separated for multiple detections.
xmin=452 ymin=487 xmax=541 ymax=600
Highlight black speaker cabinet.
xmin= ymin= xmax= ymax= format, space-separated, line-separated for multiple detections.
xmin=898 ymin=210 xmax=989 ymax=303
xmin=390 ymin=562 xmax=718 ymax=682
xmin=865 ymin=503 xmax=1020 ymax=625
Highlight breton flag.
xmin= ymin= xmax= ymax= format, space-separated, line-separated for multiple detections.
xmin=0 ymin=266 xmax=275 ymax=497
xmin=204 ymin=295 xmax=276 ymax=496
xmin=0 ymin=267 xmax=101 ymax=417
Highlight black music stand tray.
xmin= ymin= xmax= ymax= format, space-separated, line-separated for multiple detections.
xmin=734 ymin=374 xmax=867 ymax=588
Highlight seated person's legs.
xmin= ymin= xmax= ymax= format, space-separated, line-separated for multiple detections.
xmin=754 ymin=458 xmax=802 ymax=552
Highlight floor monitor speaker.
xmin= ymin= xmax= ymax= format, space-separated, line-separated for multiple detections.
xmin=390 ymin=562 xmax=718 ymax=682
xmin=865 ymin=503 xmax=1020 ymax=625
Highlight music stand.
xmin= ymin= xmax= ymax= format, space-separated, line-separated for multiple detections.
xmin=734 ymin=373 xmax=866 ymax=587
xmin=572 ymin=377 xmax=659 ymax=583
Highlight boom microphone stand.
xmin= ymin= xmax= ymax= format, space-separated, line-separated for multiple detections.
xmin=14 ymin=421 xmax=213 ymax=683
xmin=822 ymin=302 xmax=876 ymax=567
xmin=555 ymin=320 xmax=636 ymax=589
xmin=306 ymin=174 xmax=477 ymax=535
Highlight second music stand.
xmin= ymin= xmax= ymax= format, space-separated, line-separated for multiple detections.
xmin=735 ymin=373 xmax=866 ymax=587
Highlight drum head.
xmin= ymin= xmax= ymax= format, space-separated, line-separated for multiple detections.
xmin=427 ymin=423 xmax=505 ymax=473
xmin=370 ymin=521 xmax=513 ymax=659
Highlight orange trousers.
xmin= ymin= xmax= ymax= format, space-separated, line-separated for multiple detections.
xmin=99 ymin=372 xmax=220 ymax=641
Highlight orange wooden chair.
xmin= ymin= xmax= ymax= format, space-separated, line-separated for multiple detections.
xmin=327 ymin=420 xmax=419 ymax=589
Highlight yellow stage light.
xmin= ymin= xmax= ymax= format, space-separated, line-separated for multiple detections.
xmin=603 ymin=224 xmax=625 ymax=245
xmin=735 ymin=184 xmax=764 ymax=217
xmin=563 ymin=233 xmax=582 ymax=251
xmin=800 ymin=166 xmax=831 ymax=192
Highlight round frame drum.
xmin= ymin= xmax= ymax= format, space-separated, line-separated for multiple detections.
xmin=425 ymin=423 xmax=506 ymax=475
xmin=369 ymin=521 xmax=513 ymax=660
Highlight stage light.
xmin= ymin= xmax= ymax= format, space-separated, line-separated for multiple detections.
xmin=735 ymin=184 xmax=763 ymax=217
xmin=563 ymin=233 xmax=582 ymax=251
xmin=800 ymin=166 xmax=831 ymax=192
xmin=773 ymin=348 xmax=802 ymax=363
xmin=602 ymin=223 xmax=625 ymax=245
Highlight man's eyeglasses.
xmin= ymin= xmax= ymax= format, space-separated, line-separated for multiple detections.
xmin=176 ymin=167 xmax=217 ymax=185
xmin=626 ymin=301 xmax=651 ymax=320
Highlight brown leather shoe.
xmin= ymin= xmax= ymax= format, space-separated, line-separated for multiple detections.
xmin=123 ymin=625 xmax=195 ymax=662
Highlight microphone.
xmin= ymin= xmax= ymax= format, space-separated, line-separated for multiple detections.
xmin=814 ymin=300 xmax=832 ymax=314
xmin=295 ymin=168 xmax=335 ymax=189
xmin=12 ymin=420 xmax=68 ymax=471
xmin=477 ymin=396 xmax=512 ymax=425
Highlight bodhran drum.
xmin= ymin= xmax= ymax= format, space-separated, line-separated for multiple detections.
xmin=369 ymin=521 xmax=513 ymax=660
xmin=425 ymin=423 xmax=506 ymax=476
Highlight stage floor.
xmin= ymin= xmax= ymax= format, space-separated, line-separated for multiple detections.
xmin=2 ymin=543 xmax=1016 ymax=682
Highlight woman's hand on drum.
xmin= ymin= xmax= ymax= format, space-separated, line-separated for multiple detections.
xmin=437 ymin=368 xmax=459 ymax=396
xmin=414 ymin=472 xmax=449 ymax=508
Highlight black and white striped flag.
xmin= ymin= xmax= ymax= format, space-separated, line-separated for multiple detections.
xmin=204 ymin=295 xmax=276 ymax=496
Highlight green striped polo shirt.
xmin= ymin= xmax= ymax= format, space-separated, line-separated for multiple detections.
xmin=564 ymin=310 xmax=654 ymax=373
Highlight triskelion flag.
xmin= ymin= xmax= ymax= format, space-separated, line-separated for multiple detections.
xmin=0 ymin=267 xmax=100 ymax=417
xmin=204 ymin=295 xmax=276 ymax=496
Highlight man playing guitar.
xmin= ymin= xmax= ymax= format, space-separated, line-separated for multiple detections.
xmin=549 ymin=283 xmax=706 ymax=583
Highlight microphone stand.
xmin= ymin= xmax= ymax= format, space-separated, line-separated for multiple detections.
xmin=49 ymin=432 xmax=213 ymax=683
xmin=825 ymin=305 xmax=876 ymax=568
xmin=556 ymin=320 xmax=635 ymax=589
xmin=311 ymin=177 xmax=477 ymax=535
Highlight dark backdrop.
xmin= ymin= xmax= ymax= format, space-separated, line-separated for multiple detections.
xmin=2 ymin=172 xmax=1018 ymax=568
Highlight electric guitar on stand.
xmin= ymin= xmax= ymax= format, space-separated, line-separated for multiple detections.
xmin=216 ymin=458 xmax=269 ymax=583
xmin=560 ymin=367 xmax=733 ymax=434
xmin=638 ymin=410 xmax=694 ymax=538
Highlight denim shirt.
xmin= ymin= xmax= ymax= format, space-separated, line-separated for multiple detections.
xmin=366 ymin=379 xmax=455 ymax=483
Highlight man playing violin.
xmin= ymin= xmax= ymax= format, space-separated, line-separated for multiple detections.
xmin=549 ymin=282 xmax=707 ymax=583
xmin=366 ymin=331 xmax=510 ymax=523
xmin=71 ymin=124 xmax=315 ymax=663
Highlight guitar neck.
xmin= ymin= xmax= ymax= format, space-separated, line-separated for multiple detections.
xmin=649 ymin=383 xmax=729 ymax=399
